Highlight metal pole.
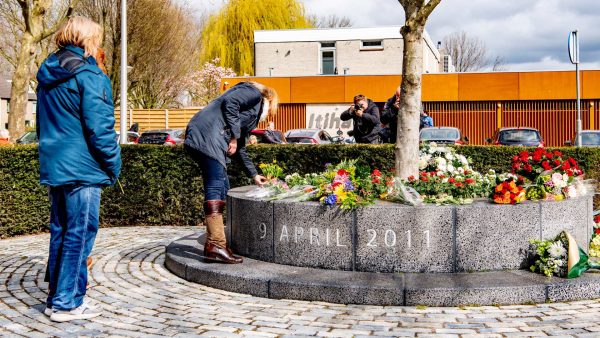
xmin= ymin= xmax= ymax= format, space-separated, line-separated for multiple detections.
xmin=576 ymin=61 xmax=582 ymax=146
xmin=119 ymin=0 xmax=128 ymax=144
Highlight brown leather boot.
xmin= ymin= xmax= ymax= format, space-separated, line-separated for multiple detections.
xmin=203 ymin=241 xmax=243 ymax=264
xmin=203 ymin=200 xmax=243 ymax=264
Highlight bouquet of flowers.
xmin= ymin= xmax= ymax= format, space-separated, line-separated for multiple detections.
xmin=312 ymin=160 xmax=374 ymax=210
xmin=512 ymin=148 xmax=584 ymax=182
xmin=530 ymin=230 xmax=600 ymax=278
xmin=245 ymin=161 xmax=290 ymax=199
xmin=491 ymin=178 xmax=526 ymax=204
xmin=589 ymin=214 xmax=600 ymax=258
xmin=407 ymin=142 xmax=491 ymax=204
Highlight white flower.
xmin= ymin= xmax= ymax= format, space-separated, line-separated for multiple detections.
xmin=548 ymin=241 xmax=566 ymax=258
xmin=445 ymin=152 xmax=454 ymax=160
xmin=554 ymin=259 xmax=563 ymax=267
xmin=565 ymin=186 xmax=578 ymax=199
xmin=442 ymin=178 xmax=449 ymax=183
xmin=488 ymin=169 xmax=496 ymax=175
xmin=428 ymin=147 xmax=435 ymax=154
xmin=459 ymin=155 xmax=469 ymax=165
xmin=457 ymin=167 xmax=465 ymax=174
xmin=447 ymin=164 xmax=455 ymax=173
xmin=418 ymin=159 xmax=428 ymax=170
xmin=435 ymin=157 xmax=447 ymax=166
xmin=436 ymin=171 xmax=445 ymax=177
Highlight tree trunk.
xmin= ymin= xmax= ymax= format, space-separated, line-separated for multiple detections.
xmin=395 ymin=26 xmax=424 ymax=179
xmin=7 ymin=33 xmax=36 ymax=140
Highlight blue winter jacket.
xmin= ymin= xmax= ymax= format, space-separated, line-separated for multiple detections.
xmin=36 ymin=45 xmax=121 ymax=187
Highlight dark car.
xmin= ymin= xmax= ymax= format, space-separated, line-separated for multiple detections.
xmin=284 ymin=129 xmax=343 ymax=144
xmin=420 ymin=127 xmax=468 ymax=145
xmin=15 ymin=131 xmax=38 ymax=144
xmin=250 ymin=129 xmax=286 ymax=144
xmin=486 ymin=127 xmax=544 ymax=147
xmin=565 ymin=130 xmax=600 ymax=147
xmin=137 ymin=129 xmax=185 ymax=146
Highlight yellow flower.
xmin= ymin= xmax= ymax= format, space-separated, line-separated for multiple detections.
xmin=259 ymin=163 xmax=267 ymax=169
xmin=379 ymin=193 xmax=388 ymax=199
xmin=334 ymin=185 xmax=348 ymax=202
xmin=273 ymin=160 xmax=277 ymax=163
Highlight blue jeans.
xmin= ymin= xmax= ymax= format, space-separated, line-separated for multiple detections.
xmin=186 ymin=146 xmax=229 ymax=200
xmin=46 ymin=185 xmax=101 ymax=311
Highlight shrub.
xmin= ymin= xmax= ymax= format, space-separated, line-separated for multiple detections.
xmin=1 ymin=144 xmax=598 ymax=238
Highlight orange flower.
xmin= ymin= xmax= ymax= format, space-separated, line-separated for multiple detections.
xmin=495 ymin=185 xmax=503 ymax=192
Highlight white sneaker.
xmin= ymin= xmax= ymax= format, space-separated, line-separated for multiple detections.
xmin=50 ymin=301 xmax=101 ymax=322
xmin=44 ymin=306 xmax=52 ymax=316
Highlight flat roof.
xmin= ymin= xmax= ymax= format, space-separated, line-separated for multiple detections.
xmin=254 ymin=26 xmax=439 ymax=59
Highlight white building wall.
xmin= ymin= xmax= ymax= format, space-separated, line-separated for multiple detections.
xmin=255 ymin=42 xmax=319 ymax=77
xmin=336 ymin=39 xmax=403 ymax=75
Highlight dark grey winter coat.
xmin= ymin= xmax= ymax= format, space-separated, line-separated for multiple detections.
xmin=184 ymin=82 xmax=263 ymax=177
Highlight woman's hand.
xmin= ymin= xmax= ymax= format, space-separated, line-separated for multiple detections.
xmin=227 ymin=138 xmax=238 ymax=155
xmin=253 ymin=174 xmax=269 ymax=186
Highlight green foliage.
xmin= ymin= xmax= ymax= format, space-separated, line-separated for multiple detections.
xmin=1 ymin=144 xmax=599 ymax=238
xmin=201 ymin=0 xmax=313 ymax=75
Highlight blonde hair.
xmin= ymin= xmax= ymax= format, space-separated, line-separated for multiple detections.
xmin=54 ymin=16 xmax=103 ymax=58
xmin=249 ymin=82 xmax=279 ymax=118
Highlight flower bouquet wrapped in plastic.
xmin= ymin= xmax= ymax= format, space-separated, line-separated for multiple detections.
xmin=384 ymin=177 xmax=423 ymax=206
xmin=530 ymin=230 xmax=600 ymax=278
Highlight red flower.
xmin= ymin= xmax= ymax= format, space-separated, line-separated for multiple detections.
xmin=512 ymin=155 xmax=520 ymax=162
xmin=595 ymin=228 xmax=600 ymax=234
xmin=337 ymin=169 xmax=349 ymax=176
xmin=408 ymin=175 xmax=415 ymax=182
xmin=464 ymin=170 xmax=470 ymax=175
xmin=455 ymin=182 xmax=463 ymax=187
xmin=517 ymin=176 xmax=525 ymax=185
xmin=534 ymin=148 xmax=544 ymax=156
xmin=524 ymin=164 xmax=533 ymax=172
xmin=561 ymin=162 xmax=571 ymax=170
xmin=567 ymin=170 xmax=574 ymax=177
xmin=372 ymin=169 xmax=382 ymax=177
xmin=553 ymin=150 xmax=563 ymax=157
xmin=421 ymin=176 xmax=429 ymax=182
xmin=512 ymin=162 xmax=521 ymax=170
xmin=595 ymin=215 xmax=600 ymax=223
xmin=553 ymin=159 xmax=561 ymax=166
xmin=519 ymin=151 xmax=529 ymax=162
xmin=465 ymin=178 xmax=475 ymax=184
xmin=532 ymin=154 xmax=542 ymax=162
xmin=448 ymin=177 xmax=456 ymax=183
xmin=542 ymin=161 xmax=551 ymax=170
xmin=569 ymin=157 xmax=577 ymax=165
xmin=332 ymin=181 xmax=342 ymax=188
xmin=372 ymin=178 xmax=381 ymax=184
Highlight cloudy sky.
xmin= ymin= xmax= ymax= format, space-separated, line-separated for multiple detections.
xmin=197 ymin=0 xmax=600 ymax=71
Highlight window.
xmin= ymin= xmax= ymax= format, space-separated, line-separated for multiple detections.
xmin=320 ymin=42 xmax=336 ymax=75
xmin=360 ymin=40 xmax=383 ymax=50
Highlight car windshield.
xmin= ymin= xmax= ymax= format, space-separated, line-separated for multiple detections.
xmin=581 ymin=132 xmax=600 ymax=146
xmin=18 ymin=132 xmax=37 ymax=142
xmin=499 ymin=130 xmax=540 ymax=142
xmin=286 ymin=130 xmax=316 ymax=138
xmin=420 ymin=128 xmax=459 ymax=140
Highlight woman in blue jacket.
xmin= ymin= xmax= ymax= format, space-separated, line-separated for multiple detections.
xmin=185 ymin=82 xmax=277 ymax=264
xmin=37 ymin=16 xmax=120 ymax=322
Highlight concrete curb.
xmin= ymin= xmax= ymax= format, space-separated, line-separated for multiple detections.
xmin=165 ymin=233 xmax=600 ymax=306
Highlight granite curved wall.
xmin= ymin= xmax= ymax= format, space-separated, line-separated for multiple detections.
xmin=227 ymin=186 xmax=594 ymax=273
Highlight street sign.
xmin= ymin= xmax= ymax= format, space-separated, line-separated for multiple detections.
xmin=568 ymin=30 xmax=579 ymax=64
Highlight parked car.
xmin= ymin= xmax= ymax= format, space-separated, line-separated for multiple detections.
xmin=137 ymin=129 xmax=184 ymax=146
xmin=565 ymin=130 xmax=600 ymax=147
xmin=284 ymin=128 xmax=344 ymax=144
xmin=15 ymin=131 xmax=38 ymax=144
xmin=250 ymin=129 xmax=286 ymax=144
xmin=486 ymin=127 xmax=544 ymax=147
xmin=419 ymin=127 xmax=468 ymax=145
xmin=115 ymin=131 xmax=140 ymax=144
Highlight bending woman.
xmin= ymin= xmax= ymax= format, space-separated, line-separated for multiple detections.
xmin=184 ymin=81 xmax=277 ymax=264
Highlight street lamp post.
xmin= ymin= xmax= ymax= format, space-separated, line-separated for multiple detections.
xmin=568 ymin=30 xmax=581 ymax=146
xmin=119 ymin=0 xmax=128 ymax=144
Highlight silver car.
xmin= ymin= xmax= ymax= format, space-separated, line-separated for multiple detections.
xmin=284 ymin=129 xmax=343 ymax=144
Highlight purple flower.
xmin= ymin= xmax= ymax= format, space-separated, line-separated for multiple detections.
xmin=325 ymin=194 xmax=337 ymax=206
xmin=344 ymin=181 xmax=355 ymax=191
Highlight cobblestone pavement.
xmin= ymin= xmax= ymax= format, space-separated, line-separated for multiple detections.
xmin=2 ymin=226 xmax=600 ymax=337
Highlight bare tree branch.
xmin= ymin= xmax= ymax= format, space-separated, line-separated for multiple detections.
xmin=40 ymin=0 xmax=76 ymax=40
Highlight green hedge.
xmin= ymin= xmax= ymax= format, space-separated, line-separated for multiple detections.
xmin=1 ymin=144 xmax=599 ymax=238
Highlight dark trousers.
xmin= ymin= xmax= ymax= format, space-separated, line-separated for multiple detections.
xmin=186 ymin=146 xmax=230 ymax=200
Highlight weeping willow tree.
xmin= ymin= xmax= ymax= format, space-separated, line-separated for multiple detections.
xmin=201 ymin=0 xmax=312 ymax=75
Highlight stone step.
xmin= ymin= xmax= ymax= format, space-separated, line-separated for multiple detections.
xmin=165 ymin=234 xmax=600 ymax=307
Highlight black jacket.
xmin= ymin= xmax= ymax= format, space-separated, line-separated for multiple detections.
xmin=185 ymin=82 xmax=262 ymax=177
xmin=380 ymin=95 xmax=399 ymax=143
xmin=340 ymin=99 xmax=381 ymax=144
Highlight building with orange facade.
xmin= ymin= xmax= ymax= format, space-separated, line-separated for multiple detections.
xmin=221 ymin=70 xmax=600 ymax=147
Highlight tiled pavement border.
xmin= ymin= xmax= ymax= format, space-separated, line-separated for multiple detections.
xmin=3 ymin=226 xmax=600 ymax=337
